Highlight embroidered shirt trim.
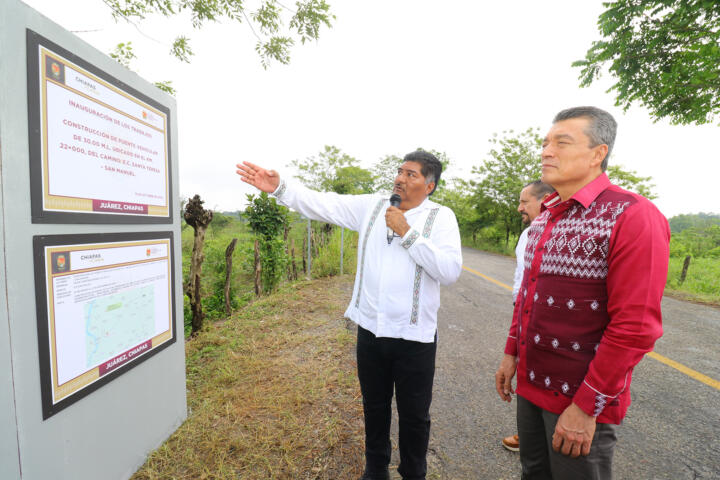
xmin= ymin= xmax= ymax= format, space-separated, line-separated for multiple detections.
xmin=354 ymin=199 xmax=386 ymax=308
xmin=401 ymin=230 xmax=420 ymax=249
xmin=409 ymin=208 xmax=440 ymax=325
xmin=272 ymin=179 xmax=287 ymax=199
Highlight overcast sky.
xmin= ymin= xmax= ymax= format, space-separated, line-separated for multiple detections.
xmin=22 ymin=0 xmax=720 ymax=218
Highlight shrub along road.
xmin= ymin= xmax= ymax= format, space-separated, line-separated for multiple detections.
xmin=419 ymin=247 xmax=720 ymax=479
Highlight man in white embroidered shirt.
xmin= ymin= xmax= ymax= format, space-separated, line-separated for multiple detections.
xmin=503 ymin=180 xmax=555 ymax=453
xmin=236 ymin=150 xmax=462 ymax=480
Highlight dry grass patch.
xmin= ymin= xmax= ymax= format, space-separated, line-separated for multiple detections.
xmin=132 ymin=276 xmax=364 ymax=480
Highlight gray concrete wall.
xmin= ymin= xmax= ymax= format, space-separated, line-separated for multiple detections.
xmin=0 ymin=112 xmax=22 ymax=480
xmin=1 ymin=2 xmax=24 ymax=477
xmin=0 ymin=1 xmax=186 ymax=478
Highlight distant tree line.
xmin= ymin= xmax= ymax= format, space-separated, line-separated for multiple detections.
xmin=181 ymin=132 xmax=678 ymax=335
xmin=669 ymin=213 xmax=720 ymax=259
xmin=670 ymin=213 xmax=720 ymax=234
xmin=288 ymin=131 xmax=657 ymax=252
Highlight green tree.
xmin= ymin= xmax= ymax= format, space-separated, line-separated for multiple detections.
xmin=104 ymin=0 xmax=334 ymax=69
xmin=606 ymin=164 xmax=657 ymax=199
xmin=671 ymin=226 xmax=720 ymax=258
xmin=433 ymin=177 xmax=493 ymax=243
xmin=471 ymin=128 xmax=543 ymax=246
xmin=372 ymin=148 xmax=450 ymax=194
xmin=669 ymin=212 xmax=720 ymax=233
xmin=329 ymin=166 xmax=376 ymax=195
xmin=109 ymin=41 xmax=135 ymax=67
xmin=243 ymin=192 xmax=289 ymax=293
xmin=464 ymin=128 xmax=658 ymax=249
xmin=109 ymin=40 xmax=177 ymax=93
xmin=575 ymin=0 xmax=720 ymax=124
xmin=371 ymin=154 xmax=402 ymax=194
xmin=291 ymin=145 xmax=375 ymax=194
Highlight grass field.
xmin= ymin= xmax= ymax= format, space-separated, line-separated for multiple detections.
xmin=131 ymin=276 xmax=364 ymax=480
xmin=665 ymin=256 xmax=720 ymax=305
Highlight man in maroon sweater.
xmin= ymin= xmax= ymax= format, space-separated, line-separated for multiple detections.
xmin=494 ymin=106 xmax=670 ymax=479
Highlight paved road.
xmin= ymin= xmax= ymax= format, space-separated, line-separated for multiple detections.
xmin=420 ymin=247 xmax=720 ymax=479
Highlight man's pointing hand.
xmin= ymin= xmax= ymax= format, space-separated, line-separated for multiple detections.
xmin=236 ymin=161 xmax=280 ymax=193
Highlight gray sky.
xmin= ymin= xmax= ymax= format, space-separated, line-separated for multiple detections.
xmin=23 ymin=0 xmax=720 ymax=218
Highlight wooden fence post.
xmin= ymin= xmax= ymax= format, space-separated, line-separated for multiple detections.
xmin=224 ymin=238 xmax=238 ymax=315
xmin=302 ymin=236 xmax=307 ymax=274
xmin=340 ymin=227 xmax=344 ymax=275
xmin=184 ymin=195 xmax=213 ymax=337
xmin=306 ymin=218 xmax=312 ymax=279
xmin=189 ymin=275 xmax=202 ymax=334
xmin=289 ymin=238 xmax=298 ymax=280
xmin=254 ymin=239 xmax=262 ymax=296
xmin=679 ymin=255 xmax=691 ymax=285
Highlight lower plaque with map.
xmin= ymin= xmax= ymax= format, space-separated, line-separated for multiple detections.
xmin=33 ymin=232 xmax=176 ymax=419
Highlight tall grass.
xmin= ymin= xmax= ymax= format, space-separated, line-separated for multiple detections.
xmin=461 ymin=234 xmax=517 ymax=257
xmin=181 ymin=215 xmax=256 ymax=335
xmin=131 ymin=277 xmax=364 ymax=480
xmin=311 ymin=227 xmax=358 ymax=278
xmin=665 ymin=256 xmax=720 ymax=304
xmin=182 ymin=214 xmax=358 ymax=336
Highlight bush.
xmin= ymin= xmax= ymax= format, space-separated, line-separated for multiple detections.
xmin=461 ymin=225 xmax=515 ymax=256
xmin=670 ymin=227 xmax=719 ymax=258
xmin=201 ymin=239 xmax=241 ymax=319
xmin=669 ymin=236 xmax=691 ymax=258
xmin=243 ymin=193 xmax=290 ymax=294
xmin=210 ymin=211 xmax=232 ymax=229
xmin=259 ymin=237 xmax=289 ymax=292
xmin=312 ymin=227 xmax=358 ymax=278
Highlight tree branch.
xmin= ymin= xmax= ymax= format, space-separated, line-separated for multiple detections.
xmin=242 ymin=10 xmax=263 ymax=43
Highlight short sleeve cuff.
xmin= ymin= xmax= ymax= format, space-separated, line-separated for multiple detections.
xmin=400 ymin=228 xmax=421 ymax=249
xmin=271 ymin=178 xmax=287 ymax=199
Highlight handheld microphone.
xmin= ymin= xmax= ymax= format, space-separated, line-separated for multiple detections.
xmin=387 ymin=193 xmax=402 ymax=244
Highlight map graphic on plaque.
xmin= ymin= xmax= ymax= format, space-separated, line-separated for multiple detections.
xmin=33 ymin=233 xmax=176 ymax=418
xmin=85 ymin=285 xmax=155 ymax=367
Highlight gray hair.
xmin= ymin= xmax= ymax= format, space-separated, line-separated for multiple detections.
xmin=553 ymin=106 xmax=617 ymax=171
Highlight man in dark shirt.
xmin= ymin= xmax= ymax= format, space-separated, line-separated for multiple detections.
xmin=495 ymin=106 xmax=670 ymax=479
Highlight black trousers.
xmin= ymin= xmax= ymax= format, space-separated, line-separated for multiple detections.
xmin=517 ymin=395 xmax=618 ymax=480
xmin=356 ymin=326 xmax=437 ymax=480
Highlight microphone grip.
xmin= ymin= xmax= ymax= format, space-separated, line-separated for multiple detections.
xmin=387 ymin=194 xmax=402 ymax=245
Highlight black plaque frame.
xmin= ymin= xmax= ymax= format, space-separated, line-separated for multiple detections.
xmin=27 ymin=29 xmax=173 ymax=224
xmin=33 ymin=231 xmax=177 ymax=419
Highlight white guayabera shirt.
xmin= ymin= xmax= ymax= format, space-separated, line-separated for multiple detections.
xmin=272 ymin=178 xmax=462 ymax=343
xmin=513 ymin=227 xmax=530 ymax=302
